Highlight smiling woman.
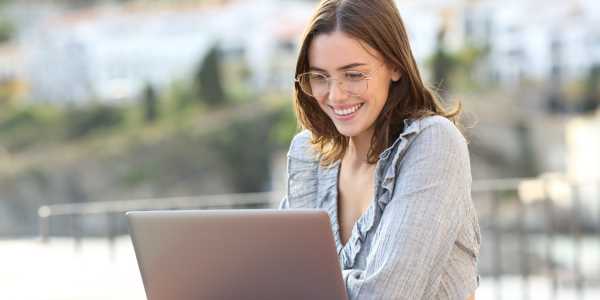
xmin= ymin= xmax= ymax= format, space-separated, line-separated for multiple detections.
xmin=305 ymin=31 xmax=401 ymax=144
xmin=280 ymin=0 xmax=481 ymax=299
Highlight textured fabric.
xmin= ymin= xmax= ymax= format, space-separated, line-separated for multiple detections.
xmin=279 ymin=115 xmax=481 ymax=300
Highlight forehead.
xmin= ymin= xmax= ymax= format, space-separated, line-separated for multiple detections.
xmin=308 ymin=30 xmax=381 ymax=70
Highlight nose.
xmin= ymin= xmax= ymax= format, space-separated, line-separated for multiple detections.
xmin=327 ymin=80 xmax=346 ymax=102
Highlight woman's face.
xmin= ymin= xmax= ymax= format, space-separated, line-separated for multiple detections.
xmin=307 ymin=30 xmax=400 ymax=139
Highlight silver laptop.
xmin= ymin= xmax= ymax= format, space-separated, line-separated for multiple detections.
xmin=127 ymin=209 xmax=348 ymax=300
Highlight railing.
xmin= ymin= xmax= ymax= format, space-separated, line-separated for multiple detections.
xmin=473 ymin=175 xmax=600 ymax=300
xmin=37 ymin=177 xmax=600 ymax=299
xmin=37 ymin=192 xmax=279 ymax=258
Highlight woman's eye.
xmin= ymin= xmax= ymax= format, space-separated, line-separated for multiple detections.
xmin=310 ymin=74 xmax=328 ymax=82
xmin=345 ymin=72 xmax=365 ymax=81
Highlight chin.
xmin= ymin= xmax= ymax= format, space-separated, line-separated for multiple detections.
xmin=333 ymin=124 xmax=364 ymax=138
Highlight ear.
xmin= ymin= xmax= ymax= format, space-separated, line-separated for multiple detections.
xmin=391 ymin=68 xmax=401 ymax=82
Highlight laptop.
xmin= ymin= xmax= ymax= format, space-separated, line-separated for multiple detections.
xmin=127 ymin=209 xmax=349 ymax=300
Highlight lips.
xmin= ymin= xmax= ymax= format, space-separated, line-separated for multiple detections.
xmin=330 ymin=103 xmax=364 ymax=116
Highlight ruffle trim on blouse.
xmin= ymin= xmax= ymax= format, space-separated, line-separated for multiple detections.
xmin=326 ymin=119 xmax=421 ymax=269
xmin=285 ymin=118 xmax=428 ymax=269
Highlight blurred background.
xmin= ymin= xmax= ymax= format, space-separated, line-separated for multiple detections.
xmin=0 ymin=0 xmax=598 ymax=299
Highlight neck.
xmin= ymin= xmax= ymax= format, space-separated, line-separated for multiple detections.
xmin=344 ymin=128 xmax=376 ymax=168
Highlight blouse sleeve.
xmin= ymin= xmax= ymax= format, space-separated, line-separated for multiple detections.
xmin=277 ymin=130 xmax=319 ymax=210
xmin=343 ymin=120 xmax=474 ymax=299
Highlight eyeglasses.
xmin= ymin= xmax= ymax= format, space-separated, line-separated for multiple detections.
xmin=294 ymin=66 xmax=381 ymax=99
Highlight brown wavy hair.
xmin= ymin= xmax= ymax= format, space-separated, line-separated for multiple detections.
xmin=293 ymin=0 xmax=461 ymax=166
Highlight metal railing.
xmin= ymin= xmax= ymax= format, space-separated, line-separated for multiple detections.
xmin=472 ymin=176 xmax=600 ymax=300
xmin=37 ymin=177 xmax=600 ymax=299
xmin=37 ymin=192 xmax=279 ymax=257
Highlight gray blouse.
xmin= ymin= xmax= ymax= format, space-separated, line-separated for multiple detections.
xmin=279 ymin=115 xmax=481 ymax=300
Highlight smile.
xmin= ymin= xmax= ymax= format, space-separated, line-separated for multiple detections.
xmin=331 ymin=103 xmax=364 ymax=116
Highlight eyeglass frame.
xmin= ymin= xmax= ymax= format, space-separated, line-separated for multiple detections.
xmin=294 ymin=64 xmax=385 ymax=99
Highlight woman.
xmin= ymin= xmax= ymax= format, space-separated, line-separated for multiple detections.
xmin=279 ymin=0 xmax=480 ymax=299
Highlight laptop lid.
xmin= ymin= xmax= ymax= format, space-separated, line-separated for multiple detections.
xmin=127 ymin=209 xmax=348 ymax=300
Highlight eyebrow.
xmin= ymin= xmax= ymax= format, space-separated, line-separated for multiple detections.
xmin=309 ymin=63 xmax=368 ymax=73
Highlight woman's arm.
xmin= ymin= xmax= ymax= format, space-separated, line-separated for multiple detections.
xmin=342 ymin=120 xmax=478 ymax=299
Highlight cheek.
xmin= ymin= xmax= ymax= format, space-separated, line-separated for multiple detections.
xmin=368 ymin=81 xmax=391 ymax=108
xmin=316 ymin=100 xmax=332 ymax=115
xmin=316 ymin=99 xmax=328 ymax=110
xmin=377 ymin=82 xmax=391 ymax=106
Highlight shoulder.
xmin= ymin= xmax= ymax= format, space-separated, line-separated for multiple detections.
xmin=411 ymin=115 xmax=467 ymax=152
xmin=416 ymin=115 xmax=464 ymax=139
xmin=381 ymin=115 xmax=469 ymax=182
xmin=382 ymin=115 xmax=472 ymax=201
xmin=287 ymin=129 xmax=319 ymax=162
xmin=389 ymin=115 xmax=470 ymax=173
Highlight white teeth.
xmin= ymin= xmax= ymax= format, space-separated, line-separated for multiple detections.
xmin=333 ymin=103 xmax=363 ymax=116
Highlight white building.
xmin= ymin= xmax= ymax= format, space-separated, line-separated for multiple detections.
xmin=396 ymin=0 xmax=600 ymax=86
xmin=21 ymin=0 xmax=313 ymax=104
xmin=456 ymin=0 xmax=600 ymax=85
xmin=13 ymin=0 xmax=600 ymax=103
xmin=563 ymin=109 xmax=600 ymax=222
xmin=23 ymin=4 xmax=216 ymax=103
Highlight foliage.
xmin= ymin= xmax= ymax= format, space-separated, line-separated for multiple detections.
xmin=142 ymin=84 xmax=159 ymax=123
xmin=270 ymin=101 xmax=298 ymax=148
xmin=120 ymin=160 xmax=160 ymax=187
xmin=0 ymin=104 xmax=62 ymax=151
xmin=428 ymin=28 xmax=489 ymax=94
xmin=209 ymin=112 xmax=277 ymax=193
xmin=64 ymin=104 xmax=124 ymax=139
xmin=0 ymin=19 xmax=14 ymax=44
xmin=581 ymin=65 xmax=600 ymax=113
xmin=194 ymin=44 xmax=227 ymax=107
xmin=0 ymin=107 xmax=42 ymax=132
xmin=430 ymin=29 xmax=457 ymax=95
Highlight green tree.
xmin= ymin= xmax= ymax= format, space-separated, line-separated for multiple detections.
xmin=0 ymin=20 xmax=15 ymax=44
xmin=210 ymin=114 xmax=275 ymax=193
xmin=65 ymin=104 xmax=124 ymax=139
xmin=430 ymin=28 xmax=457 ymax=97
xmin=270 ymin=103 xmax=297 ymax=148
xmin=194 ymin=44 xmax=227 ymax=106
xmin=142 ymin=84 xmax=158 ymax=122
xmin=581 ymin=65 xmax=600 ymax=113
